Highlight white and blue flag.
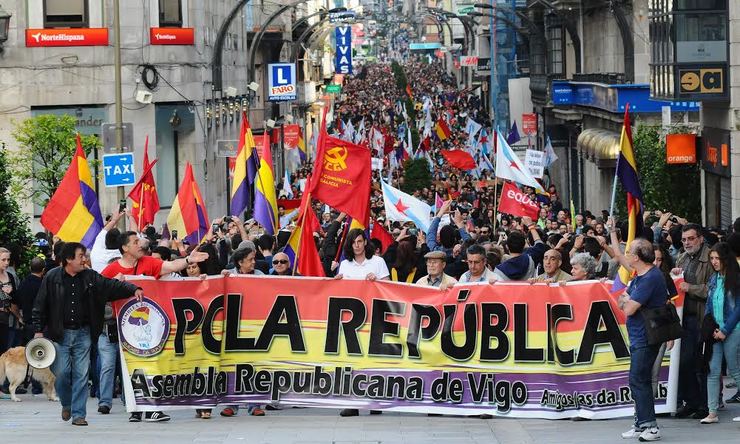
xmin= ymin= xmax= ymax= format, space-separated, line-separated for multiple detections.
xmin=381 ymin=180 xmax=432 ymax=232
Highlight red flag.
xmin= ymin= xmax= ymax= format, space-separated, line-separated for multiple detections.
xmin=441 ymin=150 xmax=476 ymax=170
xmin=128 ymin=136 xmax=160 ymax=230
xmin=309 ymin=128 xmax=372 ymax=224
xmin=296 ymin=194 xmax=325 ymax=277
xmin=420 ymin=136 xmax=431 ymax=152
xmin=405 ymin=84 xmax=413 ymax=99
xmin=498 ymin=182 xmax=540 ymax=219
xmin=370 ymin=221 xmax=393 ymax=254
xmin=383 ymin=128 xmax=395 ymax=155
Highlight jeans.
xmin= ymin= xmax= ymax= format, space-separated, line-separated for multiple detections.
xmin=97 ymin=333 xmax=121 ymax=408
xmin=678 ymin=314 xmax=707 ymax=410
xmin=630 ymin=343 xmax=660 ymax=429
xmin=707 ymin=330 xmax=740 ymax=413
xmin=651 ymin=342 xmax=668 ymax=397
xmin=52 ymin=327 xmax=92 ymax=420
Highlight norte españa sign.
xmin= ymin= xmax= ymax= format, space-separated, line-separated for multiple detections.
xmin=267 ymin=63 xmax=297 ymax=102
xmin=335 ymin=26 xmax=352 ymax=75
xmin=114 ymin=276 xmax=682 ymax=418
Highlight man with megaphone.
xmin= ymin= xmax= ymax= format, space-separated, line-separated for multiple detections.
xmin=32 ymin=242 xmax=144 ymax=427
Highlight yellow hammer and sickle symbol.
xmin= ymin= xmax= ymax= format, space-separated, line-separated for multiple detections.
xmin=324 ymin=146 xmax=348 ymax=171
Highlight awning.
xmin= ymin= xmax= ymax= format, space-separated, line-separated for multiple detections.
xmin=576 ymin=128 xmax=620 ymax=168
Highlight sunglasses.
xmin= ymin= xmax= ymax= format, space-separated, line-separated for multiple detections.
xmin=272 ymin=260 xmax=289 ymax=265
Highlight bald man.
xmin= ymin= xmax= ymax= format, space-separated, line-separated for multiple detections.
xmin=270 ymin=252 xmax=299 ymax=276
xmin=532 ymin=249 xmax=572 ymax=283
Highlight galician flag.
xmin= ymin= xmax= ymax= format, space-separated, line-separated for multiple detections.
xmin=495 ymin=131 xmax=543 ymax=192
xmin=381 ymin=180 xmax=432 ymax=232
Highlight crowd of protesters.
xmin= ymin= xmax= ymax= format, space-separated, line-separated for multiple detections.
xmin=2 ymin=57 xmax=740 ymax=437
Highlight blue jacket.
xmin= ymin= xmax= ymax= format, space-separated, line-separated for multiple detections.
xmin=425 ymin=216 xmax=471 ymax=254
xmin=705 ymin=273 xmax=740 ymax=336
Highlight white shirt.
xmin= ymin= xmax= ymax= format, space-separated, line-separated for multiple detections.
xmin=459 ymin=267 xmax=496 ymax=283
xmin=338 ymin=255 xmax=390 ymax=280
xmin=90 ymin=229 xmax=122 ymax=272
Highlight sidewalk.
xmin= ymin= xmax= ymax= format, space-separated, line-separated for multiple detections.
xmin=1 ymin=394 xmax=739 ymax=443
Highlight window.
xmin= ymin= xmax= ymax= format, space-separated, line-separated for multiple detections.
xmin=159 ymin=0 xmax=183 ymax=27
xmin=547 ymin=26 xmax=564 ymax=77
xmin=44 ymin=0 xmax=88 ymax=28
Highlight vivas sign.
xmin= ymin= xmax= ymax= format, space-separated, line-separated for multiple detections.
xmin=335 ymin=26 xmax=352 ymax=75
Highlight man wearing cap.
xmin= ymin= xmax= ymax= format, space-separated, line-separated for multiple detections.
xmin=417 ymin=251 xmax=457 ymax=289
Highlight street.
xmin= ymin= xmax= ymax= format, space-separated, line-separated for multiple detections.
xmin=1 ymin=393 xmax=739 ymax=443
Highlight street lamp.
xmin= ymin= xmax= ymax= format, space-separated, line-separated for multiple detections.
xmin=0 ymin=4 xmax=12 ymax=55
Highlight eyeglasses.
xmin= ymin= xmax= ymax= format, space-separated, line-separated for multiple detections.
xmin=272 ymin=260 xmax=289 ymax=265
xmin=681 ymin=236 xmax=698 ymax=243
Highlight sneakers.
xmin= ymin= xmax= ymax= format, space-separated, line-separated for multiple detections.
xmin=144 ymin=411 xmax=171 ymax=422
xmin=733 ymin=416 xmax=740 ymax=422
xmin=97 ymin=405 xmax=111 ymax=414
xmin=71 ymin=418 xmax=88 ymax=426
xmin=340 ymin=408 xmax=359 ymax=417
xmin=248 ymin=406 xmax=265 ymax=416
xmin=725 ymin=392 xmax=740 ymax=403
xmin=621 ymin=427 xmax=644 ymax=439
xmin=129 ymin=412 xmax=142 ymax=422
xmin=220 ymin=407 xmax=237 ymax=417
xmin=638 ymin=427 xmax=661 ymax=442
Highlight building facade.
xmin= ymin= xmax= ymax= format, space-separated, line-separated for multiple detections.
xmin=0 ymin=0 xmax=331 ymax=230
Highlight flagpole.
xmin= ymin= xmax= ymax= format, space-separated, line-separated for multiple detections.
xmin=137 ymin=183 xmax=145 ymax=232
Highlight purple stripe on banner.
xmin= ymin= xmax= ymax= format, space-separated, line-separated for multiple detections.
xmin=130 ymin=364 xmax=671 ymax=416
xmin=80 ymin=181 xmax=103 ymax=225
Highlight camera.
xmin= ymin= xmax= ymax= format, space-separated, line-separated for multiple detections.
xmin=450 ymin=201 xmax=458 ymax=211
xmin=118 ymin=199 xmax=126 ymax=213
xmin=670 ymin=216 xmax=679 ymax=223
xmin=212 ymin=223 xmax=220 ymax=235
xmin=408 ymin=228 xmax=418 ymax=236
xmin=171 ymin=230 xmax=178 ymax=240
xmin=223 ymin=216 xmax=233 ymax=224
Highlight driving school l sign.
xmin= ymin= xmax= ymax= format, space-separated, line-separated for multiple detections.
xmin=267 ymin=63 xmax=297 ymax=102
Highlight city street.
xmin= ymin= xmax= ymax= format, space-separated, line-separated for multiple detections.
xmin=1 ymin=393 xmax=739 ymax=443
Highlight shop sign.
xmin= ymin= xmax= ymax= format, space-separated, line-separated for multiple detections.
xmin=522 ymin=114 xmax=537 ymax=136
xmin=26 ymin=28 xmax=109 ymax=47
xmin=665 ymin=134 xmax=696 ymax=164
xmin=677 ymin=65 xmax=728 ymax=101
xmin=701 ymin=128 xmax=730 ymax=177
xmin=150 ymin=28 xmax=195 ymax=45
xmin=459 ymin=56 xmax=478 ymax=67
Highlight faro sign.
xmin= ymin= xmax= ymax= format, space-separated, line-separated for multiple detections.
xmin=267 ymin=63 xmax=297 ymax=102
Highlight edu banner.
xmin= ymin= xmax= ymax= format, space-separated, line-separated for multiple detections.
xmin=114 ymin=277 xmax=681 ymax=418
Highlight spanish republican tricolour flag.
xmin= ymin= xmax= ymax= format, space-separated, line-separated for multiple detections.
xmin=253 ymin=129 xmax=279 ymax=235
xmin=613 ymin=103 xmax=644 ymax=291
xmin=166 ymin=163 xmax=210 ymax=244
xmin=308 ymin=126 xmax=372 ymax=225
xmin=41 ymin=134 xmax=103 ymax=248
xmin=283 ymin=191 xmax=325 ymax=277
xmin=230 ymin=113 xmax=260 ymax=217
xmin=434 ymin=118 xmax=451 ymax=141
xmin=128 ymin=135 xmax=160 ymax=231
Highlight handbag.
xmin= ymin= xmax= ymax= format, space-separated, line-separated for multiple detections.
xmin=641 ymin=303 xmax=683 ymax=345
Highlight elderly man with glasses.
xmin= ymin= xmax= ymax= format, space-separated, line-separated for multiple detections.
xmin=671 ymin=223 xmax=713 ymax=419
xmin=269 ymin=252 xmax=297 ymax=276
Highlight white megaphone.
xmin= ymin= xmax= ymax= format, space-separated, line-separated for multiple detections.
xmin=25 ymin=337 xmax=56 ymax=369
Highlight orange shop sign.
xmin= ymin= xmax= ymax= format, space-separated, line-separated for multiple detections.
xmin=665 ymin=133 xmax=697 ymax=164
xmin=26 ymin=28 xmax=109 ymax=47
xmin=150 ymin=27 xmax=195 ymax=45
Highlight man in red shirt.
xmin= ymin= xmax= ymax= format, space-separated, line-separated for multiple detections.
xmin=101 ymin=231 xmax=208 ymax=422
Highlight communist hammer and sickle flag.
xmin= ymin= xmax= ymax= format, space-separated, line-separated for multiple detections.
xmin=324 ymin=145 xmax=348 ymax=171
xmin=309 ymin=129 xmax=372 ymax=225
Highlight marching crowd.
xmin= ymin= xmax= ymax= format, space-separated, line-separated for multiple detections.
xmin=0 ymin=57 xmax=739 ymax=442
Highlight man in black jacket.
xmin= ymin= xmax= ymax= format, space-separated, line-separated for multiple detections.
xmin=32 ymin=242 xmax=142 ymax=427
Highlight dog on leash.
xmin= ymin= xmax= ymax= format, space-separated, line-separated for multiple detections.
xmin=0 ymin=346 xmax=58 ymax=402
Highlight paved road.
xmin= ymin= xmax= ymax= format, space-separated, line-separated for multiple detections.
xmin=1 ymin=393 xmax=739 ymax=443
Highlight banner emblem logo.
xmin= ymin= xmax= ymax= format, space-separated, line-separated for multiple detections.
xmin=119 ymin=298 xmax=170 ymax=357
xmin=324 ymin=146 xmax=348 ymax=171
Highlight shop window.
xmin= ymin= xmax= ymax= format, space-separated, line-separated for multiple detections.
xmin=44 ymin=0 xmax=88 ymax=28
xmin=159 ymin=0 xmax=183 ymax=28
